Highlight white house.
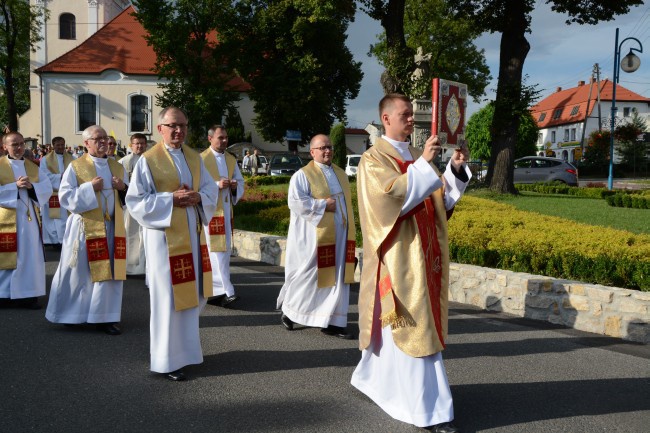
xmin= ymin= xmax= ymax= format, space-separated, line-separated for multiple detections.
xmin=530 ymin=79 xmax=650 ymax=163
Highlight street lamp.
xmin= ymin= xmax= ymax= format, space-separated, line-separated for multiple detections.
xmin=608 ymin=28 xmax=643 ymax=190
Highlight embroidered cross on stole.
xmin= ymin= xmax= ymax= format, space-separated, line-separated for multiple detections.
xmin=70 ymin=154 xmax=127 ymax=282
xmin=301 ymin=161 xmax=356 ymax=288
xmin=0 ymin=156 xmax=41 ymax=270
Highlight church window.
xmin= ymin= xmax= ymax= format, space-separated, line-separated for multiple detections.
xmin=128 ymin=94 xmax=151 ymax=133
xmin=60 ymin=13 xmax=76 ymax=40
xmin=78 ymin=93 xmax=97 ymax=131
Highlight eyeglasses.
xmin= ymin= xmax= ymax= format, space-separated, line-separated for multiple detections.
xmin=312 ymin=145 xmax=333 ymax=151
xmin=160 ymin=123 xmax=188 ymax=130
xmin=88 ymin=136 xmax=108 ymax=142
xmin=6 ymin=142 xmax=26 ymax=148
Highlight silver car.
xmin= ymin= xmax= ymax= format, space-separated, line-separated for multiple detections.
xmin=513 ymin=156 xmax=578 ymax=186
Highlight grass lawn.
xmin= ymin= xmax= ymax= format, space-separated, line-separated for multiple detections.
xmin=471 ymin=190 xmax=650 ymax=235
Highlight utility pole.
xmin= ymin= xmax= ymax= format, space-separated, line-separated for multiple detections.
xmin=594 ymin=63 xmax=603 ymax=130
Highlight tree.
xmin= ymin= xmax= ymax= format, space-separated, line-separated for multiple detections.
xmin=133 ymin=0 xmax=241 ymax=147
xmin=448 ymin=0 xmax=643 ymax=193
xmin=232 ymin=0 xmax=363 ymax=144
xmin=366 ymin=0 xmax=491 ymax=102
xmin=330 ymin=123 xmax=347 ymax=169
xmin=0 ymin=0 xmax=46 ymax=132
xmin=224 ymin=106 xmax=246 ymax=144
xmin=583 ymin=129 xmax=611 ymax=168
xmin=615 ymin=110 xmax=648 ymax=174
xmin=466 ymin=102 xmax=538 ymax=161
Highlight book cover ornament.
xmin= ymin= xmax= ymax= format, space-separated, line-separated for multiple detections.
xmin=431 ymin=78 xmax=468 ymax=148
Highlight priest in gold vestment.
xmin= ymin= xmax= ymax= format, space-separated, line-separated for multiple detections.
xmin=0 ymin=132 xmax=53 ymax=309
xmin=45 ymin=126 xmax=128 ymax=336
xmin=126 ymin=107 xmax=218 ymax=381
xmin=201 ymin=125 xmax=244 ymax=308
xmin=351 ymin=94 xmax=471 ymax=433
xmin=276 ymin=134 xmax=357 ymax=339
xmin=39 ymin=136 xmax=73 ymax=246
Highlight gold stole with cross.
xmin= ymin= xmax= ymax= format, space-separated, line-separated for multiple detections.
xmin=144 ymin=142 xmax=213 ymax=310
xmin=301 ymin=161 xmax=356 ymax=288
xmin=70 ymin=154 xmax=127 ymax=282
xmin=200 ymin=148 xmax=236 ymax=252
xmin=45 ymin=151 xmax=73 ymax=218
xmin=0 ymin=156 xmax=41 ymax=270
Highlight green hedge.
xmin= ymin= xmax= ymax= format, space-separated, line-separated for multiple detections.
xmin=245 ymin=175 xmax=292 ymax=187
xmin=515 ymin=182 xmax=610 ymax=198
xmin=449 ymin=196 xmax=650 ymax=290
xmin=606 ymin=193 xmax=650 ymax=209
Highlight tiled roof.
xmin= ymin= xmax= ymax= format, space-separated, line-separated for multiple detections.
xmin=36 ymin=6 xmax=156 ymax=75
xmin=36 ymin=6 xmax=250 ymax=91
xmin=345 ymin=128 xmax=370 ymax=135
xmin=530 ymin=79 xmax=650 ymax=128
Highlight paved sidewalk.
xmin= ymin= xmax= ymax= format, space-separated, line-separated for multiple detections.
xmin=1 ymin=252 xmax=648 ymax=433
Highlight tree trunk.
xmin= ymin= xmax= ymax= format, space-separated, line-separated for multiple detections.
xmin=379 ymin=0 xmax=409 ymax=94
xmin=5 ymin=69 xmax=18 ymax=132
xmin=487 ymin=1 xmax=530 ymax=194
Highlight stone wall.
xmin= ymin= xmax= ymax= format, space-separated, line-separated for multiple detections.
xmin=232 ymin=229 xmax=649 ymax=344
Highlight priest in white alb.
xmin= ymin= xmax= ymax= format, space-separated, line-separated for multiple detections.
xmin=119 ymin=133 xmax=148 ymax=275
xmin=39 ymin=136 xmax=73 ymax=247
xmin=201 ymin=125 xmax=244 ymax=308
xmin=276 ymin=134 xmax=356 ymax=339
xmin=126 ymin=107 xmax=218 ymax=382
xmin=45 ymin=126 xmax=128 ymax=336
xmin=0 ymin=132 xmax=53 ymax=309
xmin=351 ymin=94 xmax=471 ymax=433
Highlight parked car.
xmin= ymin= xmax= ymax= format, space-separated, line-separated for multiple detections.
xmin=513 ymin=156 xmax=578 ymax=185
xmin=269 ymin=153 xmax=303 ymax=176
xmin=345 ymin=154 xmax=362 ymax=176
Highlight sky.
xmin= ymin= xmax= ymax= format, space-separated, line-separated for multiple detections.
xmin=344 ymin=1 xmax=650 ymax=130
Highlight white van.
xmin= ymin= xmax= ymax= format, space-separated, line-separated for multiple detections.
xmin=345 ymin=154 xmax=362 ymax=176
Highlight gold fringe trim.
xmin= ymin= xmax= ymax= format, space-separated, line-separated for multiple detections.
xmin=380 ymin=310 xmax=416 ymax=329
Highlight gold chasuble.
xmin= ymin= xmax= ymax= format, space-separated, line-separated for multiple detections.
xmin=144 ymin=142 xmax=212 ymax=310
xmin=301 ymin=161 xmax=356 ymax=288
xmin=357 ymin=138 xmax=450 ymax=358
xmin=45 ymin=151 xmax=74 ymax=218
xmin=200 ymin=148 xmax=236 ymax=252
xmin=70 ymin=154 xmax=127 ymax=282
xmin=0 ymin=156 xmax=41 ymax=270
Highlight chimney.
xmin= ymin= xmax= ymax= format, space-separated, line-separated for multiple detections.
xmin=556 ymin=87 xmax=562 ymax=92
xmin=578 ymin=81 xmax=585 ymax=87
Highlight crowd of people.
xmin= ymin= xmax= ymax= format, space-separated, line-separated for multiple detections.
xmin=1 ymin=94 xmax=472 ymax=433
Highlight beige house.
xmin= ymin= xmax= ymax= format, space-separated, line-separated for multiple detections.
xmin=19 ymin=1 xmax=365 ymax=156
xmin=20 ymin=0 xmax=253 ymax=150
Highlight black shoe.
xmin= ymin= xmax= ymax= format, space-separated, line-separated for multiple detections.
xmin=424 ymin=422 xmax=460 ymax=433
xmin=281 ymin=313 xmax=294 ymax=331
xmin=96 ymin=323 xmax=122 ymax=336
xmin=206 ymin=294 xmax=226 ymax=306
xmin=164 ymin=369 xmax=186 ymax=381
xmin=219 ymin=295 xmax=240 ymax=308
xmin=21 ymin=297 xmax=42 ymax=310
xmin=321 ymin=325 xmax=353 ymax=340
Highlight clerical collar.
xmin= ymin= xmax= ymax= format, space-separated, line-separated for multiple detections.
xmin=382 ymin=135 xmax=410 ymax=151
xmin=211 ymin=148 xmax=225 ymax=156
xmin=314 ymin=161 xmax=332 ymax=170
xmin=7 ymin=156 xmax=24 ymax=161
xmin=164 ymin=143 xmax=183 ymax=153
xmin=89 ymin=154 xmax=108 ymax=165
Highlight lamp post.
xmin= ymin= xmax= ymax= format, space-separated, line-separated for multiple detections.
xmin=608 ymin=28 xmax=643 ymax=190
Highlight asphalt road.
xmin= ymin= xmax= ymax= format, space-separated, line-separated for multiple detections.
xmin=1 ymin=249 xmax=648 ymax=433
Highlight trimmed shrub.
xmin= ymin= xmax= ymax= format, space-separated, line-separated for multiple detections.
xmin=449 ymin=196 xmax=650 ymax=290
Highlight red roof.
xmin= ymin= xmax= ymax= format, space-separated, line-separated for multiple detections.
xmin=345 ymin=128 xmax=370 ymax=135
xmin=35 ymin=6 xmax=250 ymax=92
xmin=36 ymin=6 xmax=156 ymax=75
xmin=530 ymin=79 xmax=649 ymax=128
